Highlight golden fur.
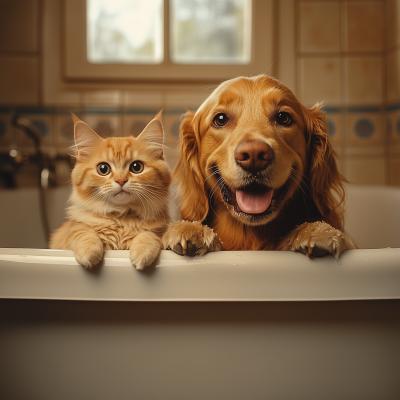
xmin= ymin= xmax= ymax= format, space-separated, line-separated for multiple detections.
xmin=163 ymin=75 xmax=356 ymax=258
xmin=50 ymin=112 xmax=171 ymax=269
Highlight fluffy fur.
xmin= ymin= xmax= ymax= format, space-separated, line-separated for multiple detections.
xmin=50 ymin=112 xmax=171 ymax=269
xmin=163 ymin=75 xmax=356 ymax=258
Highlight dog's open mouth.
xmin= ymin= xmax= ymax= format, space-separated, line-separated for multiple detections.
xmin=218 ymin=173 xmax=291 ymax=218
xmin=235 ymin=186 xmax=273 ymax=214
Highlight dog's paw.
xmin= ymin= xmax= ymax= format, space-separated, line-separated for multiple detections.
xmin=278 ymin=221 xmax=356 ymax=259
xmin=162 ymin=220 xmax=223 ymax=256
xmin=130 ymin=232 xmax=162 ymax=270
xmin=73 ymin=236 xmax=104 ymax=268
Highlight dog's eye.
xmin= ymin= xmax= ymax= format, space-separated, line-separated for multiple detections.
xmin=97 ymin=163 xmax=111 ymax=176
xmin=277 ymin=112 xmax=292 ymax=126
xmin=213 ymin=113 xmax=229 ymax=127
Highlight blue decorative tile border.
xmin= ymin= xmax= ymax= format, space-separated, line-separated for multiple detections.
xmin=0 ymin=106 xmax=188 ymax=153
xmin=2 ymin=103 xmax=400 ymax=151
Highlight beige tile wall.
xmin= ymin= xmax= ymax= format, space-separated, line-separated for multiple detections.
xmin=0 ymin=0 xmax=40 ymax=105
xmin=0 ymin=0 xmax=399 ymax=186
xmin=296 ymin=0 xmax=400 ymax=186
xmin=386 ymin=1 xmax=400 ymax=186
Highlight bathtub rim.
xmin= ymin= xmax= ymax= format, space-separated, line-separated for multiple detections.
xmin=0 ymin=248 xmax=399 ymax=302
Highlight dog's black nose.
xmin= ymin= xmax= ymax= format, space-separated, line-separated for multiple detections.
xmin=235 ymin=140 xmax=273 ymax=174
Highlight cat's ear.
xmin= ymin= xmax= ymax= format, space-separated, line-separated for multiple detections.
xmin=137 ymin=110 xmax=165 ymax=147
xmin=71 ymin=113 xmax=103 ymax=160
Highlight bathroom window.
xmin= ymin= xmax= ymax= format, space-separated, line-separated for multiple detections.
xmin=65 ymin=0 xmax=273 ymax=81
xmin=87 ymin=0 xmax=164 ymax=64
xmin=170 ymin=0 xmax=251 ymax=64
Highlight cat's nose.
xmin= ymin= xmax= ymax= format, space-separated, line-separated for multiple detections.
xmin=115 ymin=179 xmax=128 ymax=187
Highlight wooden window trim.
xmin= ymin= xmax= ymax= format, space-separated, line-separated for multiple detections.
xmin=64 ymin=0 xmax=274 ymax=83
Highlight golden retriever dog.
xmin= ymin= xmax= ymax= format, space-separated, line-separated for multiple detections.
xmin=163 ymin=75 xmax=356 ymax=258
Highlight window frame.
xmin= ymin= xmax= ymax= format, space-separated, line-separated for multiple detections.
xmin=64 ymin=0 xmax=274 ymax=82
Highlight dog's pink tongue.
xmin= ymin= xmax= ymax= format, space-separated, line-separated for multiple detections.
xmin=236 ymin=188 xmax=273 ymax=214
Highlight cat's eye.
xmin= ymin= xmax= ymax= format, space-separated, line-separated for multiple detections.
xmin=213 ymin=113 xmax=229 ymax=127
xmin=276 ymin=111 xmax=292 ymax=126
xmin=97 ymin=163 xmax=111 ymax=176
xmin=130 ymin=161 xmax=144 ymax=174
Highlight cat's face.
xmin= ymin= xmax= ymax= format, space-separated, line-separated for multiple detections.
xmin=70 ymin=112 xmax=170 ymax=216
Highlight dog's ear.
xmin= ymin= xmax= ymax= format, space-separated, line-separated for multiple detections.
xmin=302 ymin=104 xmax=346 ymax=231
xmin=173 ymin=111 xmax=209 ymax=221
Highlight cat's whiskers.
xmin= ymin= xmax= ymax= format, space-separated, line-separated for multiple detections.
xmin=132 ymin=190 xmax=149 ymax=220
xmin=132 ymin=182 xmax=169 ymax=201
xmin=133 ymin=185 xmax=169 ymax=221
xmin=82 ymin=190 xmax=108 ymax=205
xmin=135 ymin=188 xmax=167 ymax=217
xmin=136 ymin=188 xmax=170 ymax=217
xmin=137 ymin=183 xmax=169 ymax=193
xmin=135 ymin=184 xmax=169 ymax=202
xmin=134 ymin=189 xmax=165 ymax=221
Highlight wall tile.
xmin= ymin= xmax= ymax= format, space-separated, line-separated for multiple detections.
xmin=164 ymin=90 xmax=211 ymax=110
xmin=163 ymin=114 xmax=181 ymax=142
xmin=386 ymin=0 xmax=400 ymax=49
xmin=388 ymin=143 xmax=400 ymax=156
xmin=387 ymin=108 xmax=400 ymax=144
xmin=163 ymin=114 xmax=181 ymax=171
xmin=325 ymin=111 xmax=343 ymax=145
xmin=334 ymin=151 xmax=346 ymax=177
xmin=298 ymin=1 xmax=340 ymax=53
xmin=0 ymin=0 xmax=38 ymax=52
xmin=0 ymin=56 xmax=39 ymax=105
xmin=0 ymin=113 xmax=15 ymax=148
xmin=122 ymin=113 xmax=157 ymax=137
xmin=123 ymin=91 xmax=163 ymax=109
xmin=344 ymin=1 xmax=383 ymax=52
xmin=345 ymin=57 xmax=383 ymax=106
xmin=346 ymin=157 xmax=386 ymax=185
xmin=55 ymin=111 xmax=77 ymax=149
xmin=298 ymin=57 xmax=341 ymax=106
xmin=344 ymin=145 xmax=386 ymax=158
xmin=386 ymin=49 xmax=400 ymax=104
xmin=347 ymin=112 xmax=383 ymax=146
xmin=386 ymin=110 xmax=395 ymax=142
xmin=81 ymin=111 xmax=120 ymax=137
xmin=82 ymin=91 xmax=122 ymax=107
xmin=388 ymin=157 xmax=400 ymax=185
xmin=277 ymin=0 xmax=296 ymax=91
xmin=16 ymin=111 xmax=54 ymax=150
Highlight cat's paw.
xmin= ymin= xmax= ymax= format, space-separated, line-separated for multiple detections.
xmin=130 ymin=232 xmax=162 ymax=270
xmin=278 ymin=221 xmax=356 ymax=259
xmin=162 ymin=220 xmax=223 ymax=256
xmin=73 ymin=236 xmax=104 ymax=268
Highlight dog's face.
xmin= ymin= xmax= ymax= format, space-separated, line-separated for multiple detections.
xmin=195 ymin=76 xmax=310 ymax=226
xmin=176 ymin=75 xmax=343 ymax=230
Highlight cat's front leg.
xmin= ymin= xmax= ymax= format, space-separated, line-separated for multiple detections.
xmin=277 ymin=221 xmax=356 ymax=258
xmin=72 ymin=231 xmax=104 ymax=268
xmin=130 ymin=231 xmax=162 ymax=270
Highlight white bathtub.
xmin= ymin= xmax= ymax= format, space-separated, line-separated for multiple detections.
xmin=0 ymin=185 xmax=399 ymax=400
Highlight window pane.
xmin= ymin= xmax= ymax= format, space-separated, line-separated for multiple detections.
xmin=170 ymin=0 xmax=251 ymax=64
xmin=87 ymin=0 xmax=163 ymax=64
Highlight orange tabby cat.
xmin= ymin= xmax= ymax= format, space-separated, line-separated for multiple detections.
xmin=49 ymin=112 xmax=171 ymax=270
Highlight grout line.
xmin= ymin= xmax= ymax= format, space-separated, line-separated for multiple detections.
xmin=294 ymin=0 xmax=299 ymax=97
xmin=340 ymin=0 xmax=347 ymax=178
xmin=37 ymin=0 xmax=43 ymax=107
xmin=296 ymin=51 xmax=385 ymax=58
xmin=382 ymin=0 xmax=390 ymax=185
xmin=0 ymin=51 xmax=40 ymax=56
